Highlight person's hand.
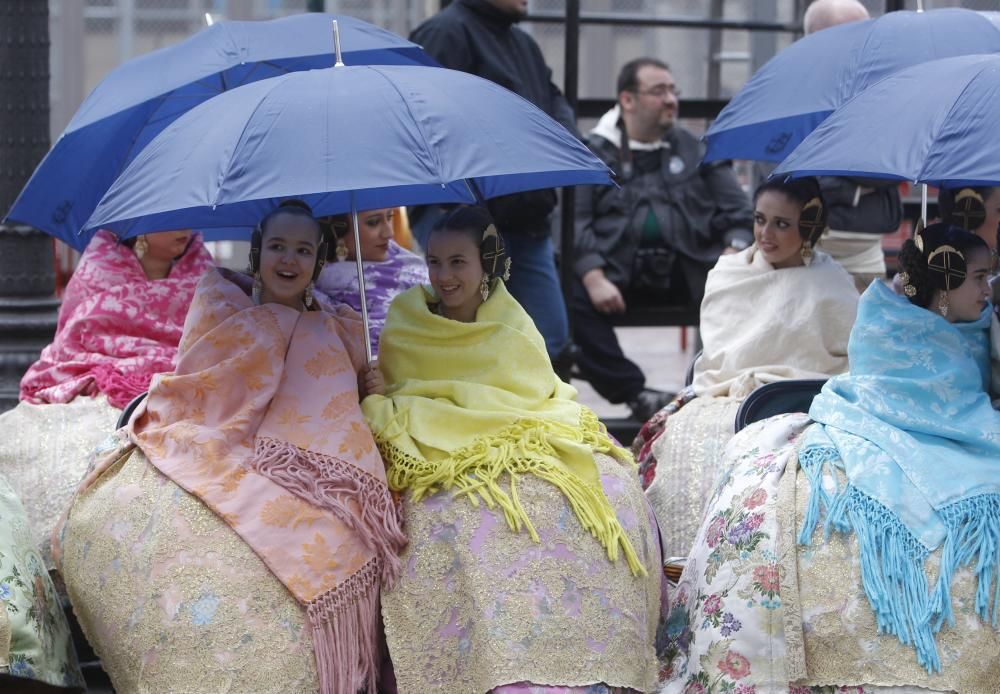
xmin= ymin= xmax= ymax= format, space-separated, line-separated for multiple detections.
xmin=361 ymin=361 xmax=385 ymax=397
xmin=582 ymin=268 xmax=625 ymax=314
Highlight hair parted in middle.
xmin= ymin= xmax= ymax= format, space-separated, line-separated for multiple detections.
xmin=430 ymin=206 xmax=511 ymax=285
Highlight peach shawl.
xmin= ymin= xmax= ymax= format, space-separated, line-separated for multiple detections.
xmin=118 ymin=269 xmax=404 ymax=692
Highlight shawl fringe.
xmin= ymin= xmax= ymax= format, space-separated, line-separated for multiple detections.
xmin=799 ymin=446 xmax=1000 ymax=675
xmin=250 ymin=437 xmax=406 ymax=586
xmin=307 ymin=556 xmax=383 ymax=694
xmin=379 ymin=410 xmax=646 ymax=577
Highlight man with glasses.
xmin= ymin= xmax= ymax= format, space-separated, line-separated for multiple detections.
xmin=571 ymin=58 xmax=753 ymax=420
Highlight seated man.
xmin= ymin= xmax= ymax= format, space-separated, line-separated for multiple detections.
xmin=572 ymin=58 xmax=753 ymax=420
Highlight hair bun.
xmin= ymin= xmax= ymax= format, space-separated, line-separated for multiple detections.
xmin=944 ymin=188 xmax=987 ymax=232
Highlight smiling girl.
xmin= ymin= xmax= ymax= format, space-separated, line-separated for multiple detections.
xmin=59 ymin=201 xmax=405 ymax=693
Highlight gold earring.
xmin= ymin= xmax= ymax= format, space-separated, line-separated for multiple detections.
xmin=304 ymin=282 xmax=314 ymax=308
xmin=335 ymin=238 xmax=348 ymax=262
xmin=252 ymin=273 xmax=262 ymax=305
xmin=503 ymin=257 xmax=512 ymax=282
xmin=134 ymin=235 xmax=149 ymax=260
xmin=938 ymin=292 xmax=949 ymax=318
xmin=479 ymin=275 xmax=490 ymax=302
xmin=800 ymin=242 xmax=813 ymax=265
xmin=899 ymin=272 xmax=918 ymax=298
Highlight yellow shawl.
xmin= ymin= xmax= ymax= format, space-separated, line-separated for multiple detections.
xmin=362 ymin=282 xmax=643 ymax=575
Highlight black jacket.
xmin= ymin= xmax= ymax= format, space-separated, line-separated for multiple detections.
xmin=410 ymin=0 xmax=577 ymax=236
xmin=574 ymin=126 xmax=753 ymax=286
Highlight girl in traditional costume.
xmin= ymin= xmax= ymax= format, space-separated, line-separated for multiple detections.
xmin=362 ymin=206 xmax=663 ymax=694
xmin=57 ymin=203 xmax=405 ymax=693
xmin=314 ymin=208 xmax=428 ymax=357
xmin=0 ymin=229 xmax=213 ymax=568
xmin=658 ymin=223 xmax=999 ymax=693
xmin=637 ymin=178 xmax=858 ymax=558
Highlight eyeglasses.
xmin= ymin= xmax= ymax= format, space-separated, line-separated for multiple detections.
xmin=631 ymin=85 xmax=681 ymax=99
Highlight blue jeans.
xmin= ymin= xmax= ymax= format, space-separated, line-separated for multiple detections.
xmin=503 ymin=233 xmax=571 ymax=359
xmin=412 ymin=212 xmax=570 ymax=359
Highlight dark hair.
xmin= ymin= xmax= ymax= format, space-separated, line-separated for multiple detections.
xmin=753 ymin=177 xmax=827 ymax=243
xmin=897 ymin=222 xmax=989 ymax=309
xmin=429 ymin=206 xmax=509 ymax=282
xmin=250 ymin=199 xmax=329 ymax=281
xmin=616 ymin=58 xmax=671 ymax=96
xmin=937 ymin=186 xmax=996 ymax=232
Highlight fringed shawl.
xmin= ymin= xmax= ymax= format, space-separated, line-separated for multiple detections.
xmin=799 ymin=280 xmax=1000 ymax=673
xmin=362 ymin=282 xmax=645 ymax=576
xmin=693 ymin=247 xmax=857 ymax=398
xmin=20 ymin=230 xmax=214 ymax=408
xmin=118 ymin=269 xmax=404 ymax=693
xmin=313 ymin=240 xmax=428 ymax=356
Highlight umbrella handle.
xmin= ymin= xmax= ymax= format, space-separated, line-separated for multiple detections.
xmin=350 ymin=199 xmax=373 ymax=364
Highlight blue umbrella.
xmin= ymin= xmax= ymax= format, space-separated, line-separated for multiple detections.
xmin=83 ymin=64 xmax=612 ymax=237
xmin=82 ymin=63 xmax=613 ymax=360
xmin=704 ymin=8 xmax=1000 ymax=164
xmin=773 ymin=54 xmax=1000 ymax=188
xmin=5 ymin=13 xmax=434 ymax=250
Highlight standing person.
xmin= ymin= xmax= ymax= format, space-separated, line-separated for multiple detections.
xmin=572 ymin=58 xmax=754 ymax=420
xmin=409 ymin=0 xmax=577 ymax=371
xmin=801 ymin=0 xmax=903 ymax=292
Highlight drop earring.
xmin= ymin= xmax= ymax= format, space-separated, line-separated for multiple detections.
xmin=335 ymin=237 xmax=348 ymax=262
xmin=134 ymin=235 xmax=149 ymax=260
xmin=479 ymin=275 xmax=490 ymax=302
xmin=252 ymin=273 xmax=262 ymax=305
xmin=799 ymin=242 xmax=813 ymax=265
xmin=938 ymin=292 xmax=949 ymax=318
xmin=304 ymin=282 xmax=315 ymax=309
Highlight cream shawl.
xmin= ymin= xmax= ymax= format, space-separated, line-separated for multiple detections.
xmin=692 ymin=247 xmax=858 ymax=398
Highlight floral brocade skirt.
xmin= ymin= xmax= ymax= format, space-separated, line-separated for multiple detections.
xmin=61 ymin=446 xmax=319 ymax=693
xmin=382 ymin=453 xmax=664 ymax=694
xmin=658 ymin=414 xmax=1000 ymax=694
xmin=0 ymin=474 xmax=84 ymax=690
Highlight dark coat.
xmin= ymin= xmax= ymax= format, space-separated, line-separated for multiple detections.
xmin=574 ymin=126 xmax=753 ymax=287
xmin=410 ymin=0 xmax=577 ymax=237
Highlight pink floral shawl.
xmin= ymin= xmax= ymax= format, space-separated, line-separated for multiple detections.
xmin=117 ymin=269 xmax=404 ymax=693
xmin=19 ymin=230 xmax=214 ymax=409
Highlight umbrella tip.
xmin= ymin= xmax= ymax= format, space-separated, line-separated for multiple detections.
xmin=332 ymin=19 xmax=345 ymax=67
xmin=204 ymin=12 xmax=214 ymax=26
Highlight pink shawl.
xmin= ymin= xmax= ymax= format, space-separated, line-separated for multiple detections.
xmin=19 ymin=230 xmax=214 ymax=409
xmin=126 ymin=268 xmax=404 ymax=693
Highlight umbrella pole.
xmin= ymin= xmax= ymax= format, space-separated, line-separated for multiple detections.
xmin=921 ymin=183 xmax=928 ymax=226
xmin=350 ymin=195 xmax=373 ymax=364
xmin=332 ymin=20 xmax=344 ymax=67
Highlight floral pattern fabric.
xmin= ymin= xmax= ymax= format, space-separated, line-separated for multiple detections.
xmin=0 ymin=475 xmax=83 ymax=690
xmin=60 ymin=446 xmax=319 ymax=693
xmin=657 ymin=414 xmax=998 ymax=694
xmin=19 ymin=230 xmax=214 ymax=409
xmin=382 ymin=453 xmax=663 ymax=694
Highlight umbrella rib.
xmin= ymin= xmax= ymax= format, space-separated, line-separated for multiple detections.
xmin=366 ymin=66 xmax=446 ymax=185
xmin=915 ymin=62 xmax=990 ymax=183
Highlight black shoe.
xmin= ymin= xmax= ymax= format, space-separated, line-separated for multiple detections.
xmin=627 ymin=388 xmax=675 ymax=422
xmin=552 ymin=342 xmax=581 ymax=383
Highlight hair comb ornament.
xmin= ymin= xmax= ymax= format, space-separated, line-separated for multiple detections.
xmin=926 ymin=244 xmax=967 ymax=294
xmin=798 ymin=196 xmax=826 ymax=245
xmin=898 ymin=271 xmax=917 ymax=298
xmin=913 ymin=219 xmax=925 ymax=253
xmin=948 ymin=188 xmax=987 ymax=232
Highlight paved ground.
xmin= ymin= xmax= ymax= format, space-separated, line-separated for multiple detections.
xmin=572 ymin=325 xmax=697 ymax=419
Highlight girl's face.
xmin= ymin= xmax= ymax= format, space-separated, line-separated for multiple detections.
xmin=145 ymin=230 xmax=193 ymax=261
xmin=753 ymin=190 xmax=805 ymax=269
xmin=426 ymin=229 xmax=485 ymax=322
xmin=258 ymin=212 xmax=321 ymax=309
xmin=941 ymin=247 xmax=992 ymax=323
xmin=344 ymin=208 xmax=395 ymax=262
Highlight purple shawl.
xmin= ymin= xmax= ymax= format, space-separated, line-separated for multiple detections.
xmin=314 ymin=240 xmax=428 ymax=356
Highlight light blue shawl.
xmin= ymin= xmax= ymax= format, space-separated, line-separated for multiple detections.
xmin=799 ymin=280 xmax=1000 ymax=673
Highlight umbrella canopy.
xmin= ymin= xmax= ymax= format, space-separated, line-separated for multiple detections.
xmin=773 ymin=54 xmax=1000 ymax=188
xmin=6 ymin=13 xmax=434 ymax=250
xmin=83 ymin=64 xmax=613 ymax=237
xmin=704 ymin=8 xmax=1000 ymax=164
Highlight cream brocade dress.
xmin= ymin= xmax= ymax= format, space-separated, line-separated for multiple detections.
xmin=0 ymin=396 xmax=119 ymax=568
xmin=382 ymin=453 xmax=663 ymax=694
xmin=61 ymin=444 xmax=319 ymax=693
